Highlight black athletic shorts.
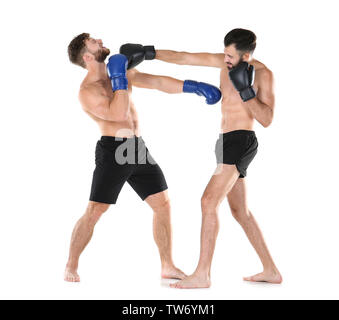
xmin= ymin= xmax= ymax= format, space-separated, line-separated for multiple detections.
xmin=89 ymin=136 xmax=168 ymax=204
xmin=215 ymin=130 xmax=258 ymax=178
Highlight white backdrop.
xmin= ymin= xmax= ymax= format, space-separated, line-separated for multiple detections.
xmin=0 ymin=0 xmax=338 ymax=300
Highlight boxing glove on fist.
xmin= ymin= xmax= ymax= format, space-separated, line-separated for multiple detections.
xmin=228 ymin=62 xmax=256 ymax=102
xmin=106 ymin=54 xmax=128 ymax=91
xmin=119 ymin=43 xmax=156 ymax=69
xmin=183 ymin=80 xmax=222 ymax=105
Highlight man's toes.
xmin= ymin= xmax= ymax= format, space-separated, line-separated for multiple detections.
xmin=65 ymin=274 xmax=80 ymax=282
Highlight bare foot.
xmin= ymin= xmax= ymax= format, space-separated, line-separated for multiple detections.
xmin=243 ymin=270 xmax=282 ymax=284
xmin=162 ymin=266 xmax=187 ymax=280
xmin=170 ymin=273 xmax=211 ymax=289
xmin=64 ymin=267 xmax=80 ymax=282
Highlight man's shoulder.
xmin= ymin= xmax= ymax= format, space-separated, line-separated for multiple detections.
xmin=252 ymin=60 xmax=272 ymax=74
xmin=78 ymin=82 xmax=100 ymax=107
xmin=79 ymin=80 xmax=103 ymax=96
xmin=252 ymin=61 xmax=273 ymax=82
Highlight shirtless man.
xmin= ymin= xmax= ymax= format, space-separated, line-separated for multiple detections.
xmin=125 ymin=28 xmax=282 ymax=288
xmin=65 ymin=33 xmax=221 ymax=282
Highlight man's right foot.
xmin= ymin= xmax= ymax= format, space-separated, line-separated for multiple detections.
xmin=64 ymin=267 xmax=80 ymax=282
xmin=243 ymin=269 xmax=283 ymax=284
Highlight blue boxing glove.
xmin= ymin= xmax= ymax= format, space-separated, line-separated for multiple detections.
xmin=183 ymin=80 xmax=221 ymax=105
xmin=106 ymin=54 xmax=128 ymax=91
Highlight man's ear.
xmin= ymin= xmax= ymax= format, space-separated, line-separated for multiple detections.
xmin=242 ymin=52 xmax=250 ymax=62
xmin=83 ymin=52 xmax=93 ymax=64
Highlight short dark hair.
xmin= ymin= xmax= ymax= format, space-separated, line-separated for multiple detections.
xmin=68 ymin=33 xmax=90 ymax=68
xmin=224 ymin=28 xmax=256 ymax=54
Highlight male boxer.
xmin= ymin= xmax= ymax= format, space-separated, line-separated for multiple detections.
xmin=65 ymin=33 xmax=221 ymax=282
xmin=123 ymin=28 xmax=282 ymax=288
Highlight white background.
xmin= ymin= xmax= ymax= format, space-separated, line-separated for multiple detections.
xmin=0 ymin=0 xmax=338 ymax=300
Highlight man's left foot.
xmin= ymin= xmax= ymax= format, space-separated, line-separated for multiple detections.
xmin=161 ymin=266 xmax=187 ymax=280
xmin=64 ymin=267 xmax=80 ymax=282
xmin=170 ymin=273 xmax=211 ymax=289
xmin=243 ymin=270 xmax=283 ymax=284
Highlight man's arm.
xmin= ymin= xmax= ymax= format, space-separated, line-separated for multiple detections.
xmin=156 ymin=50 xmax=225 ymax=68
xmin=129 ymin=69 xmax=183 ymax=93
xmin=243 ymin=69 xmax=275 ymax=128
xmin=79 ymin=54 xmax=130 ymax=122
xmin=128 ymin=69 xmax=221 ymax=105
xmin=79 ymin=86 xmax=130 ymax=122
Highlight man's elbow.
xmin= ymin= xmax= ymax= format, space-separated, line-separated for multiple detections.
xmin=262 ymin=119 xmax=272 ymax=128
xmin=262 ymin=111 xmax=274 ymax=128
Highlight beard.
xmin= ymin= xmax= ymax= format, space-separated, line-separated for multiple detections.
xmin=227 ymin=57 xmax=244 ymax=70
xmin=94 ymin=47 xmax=110 ymax=63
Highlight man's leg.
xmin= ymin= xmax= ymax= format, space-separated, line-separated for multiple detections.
xmin=227 ymin=178 xmax=282 ymax=283
xmin=145 ymin=190 xmax=186 ymax=280
xmin=171 ymin=164 xmax=240 ymax=289
xmin=64 ymin=201 xmax=110 ymax=282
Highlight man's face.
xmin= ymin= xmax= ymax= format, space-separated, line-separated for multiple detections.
xmin=85 ymin=37 xmax=110 ymax=63
xmin=224 ymin=44 xmax=242 ymax=70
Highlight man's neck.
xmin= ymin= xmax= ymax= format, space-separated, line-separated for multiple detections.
xmin=87 ymin=62 xmax=108 ymax=81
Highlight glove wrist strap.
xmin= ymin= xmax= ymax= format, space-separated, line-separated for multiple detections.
xmin=240 ymin=87 xmax=256 ymax=102
xmin=144 ymin=46 xmax=156 ymax=60
xmin=111 ymin=77 xmax=128 ymax=91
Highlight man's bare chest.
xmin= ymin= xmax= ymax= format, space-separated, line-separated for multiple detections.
xmin=219 ymin=69 xmax=258 ymax=105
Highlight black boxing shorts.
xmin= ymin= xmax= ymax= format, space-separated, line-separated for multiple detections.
xmin=89 ymin=136 xmax=168 ymax=204
xmin=215 ymin=130 xmax=258 ymax=178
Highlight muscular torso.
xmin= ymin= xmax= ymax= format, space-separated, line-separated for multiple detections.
xmin=220 ymin=59 xmax=265 ymax=133
xmin=80 ymin=70 xmax=139 ymax=138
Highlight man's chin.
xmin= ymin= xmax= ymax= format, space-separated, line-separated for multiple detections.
xmin=101 ymin=47 xmax=110 ymax=56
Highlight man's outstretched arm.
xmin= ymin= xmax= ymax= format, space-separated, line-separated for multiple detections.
xmin=129 ymin=69 xmax=221 ymax=105
xmin=119 ymin=43 xmax=225 ymax=69
xmin=155 ymin=50 xmax=225 ymax=68
xmin=129 ymin=69 xmax=183 ymax=93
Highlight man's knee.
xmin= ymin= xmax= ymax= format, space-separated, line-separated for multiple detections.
xmin=86 ymin=201 xmax=110 ymax=224
xmin=229 ymin=205 xmax=250 ymax=223
xmin=153 ymin=198 xmax=171 ymax=213
xmin=146 ymin=190 xmax=171 ymax=213
xmin=201 ymin=193 xmax=220 ymax=215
